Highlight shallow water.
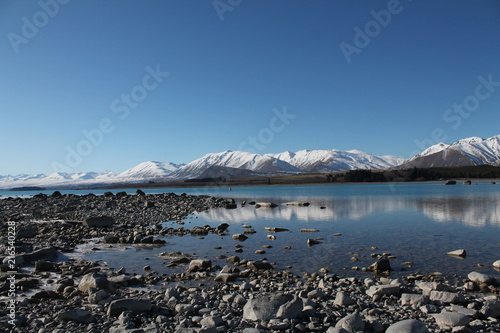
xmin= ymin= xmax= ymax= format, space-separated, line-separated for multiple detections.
xmin=73 ymin=183 xmax=500 ymax=279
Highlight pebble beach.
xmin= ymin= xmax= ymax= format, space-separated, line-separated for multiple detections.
xmin=1 ymin=191 xmax=499 ymax=333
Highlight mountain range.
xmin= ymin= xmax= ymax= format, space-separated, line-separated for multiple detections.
xmin=1 ymin=134 xmax=499 ymax=189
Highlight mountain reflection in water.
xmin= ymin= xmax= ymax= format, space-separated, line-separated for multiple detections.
xmin=198 ymin=196 xmax=500 ymax=228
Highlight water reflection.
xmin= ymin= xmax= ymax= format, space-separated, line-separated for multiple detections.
xmin=198 ymin=196 xmax=500 ymax=228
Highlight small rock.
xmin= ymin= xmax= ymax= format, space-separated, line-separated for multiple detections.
xmin=334 ymin=291 xmax=356 ymax=306
xmin=232 ymin=234 xmax=248 ymax=241
xmin=447 ymin=249 xmax=467 ymax=258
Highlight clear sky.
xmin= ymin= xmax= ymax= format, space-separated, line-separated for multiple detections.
xmin=1 ymin=0 xmax=499 ymax=174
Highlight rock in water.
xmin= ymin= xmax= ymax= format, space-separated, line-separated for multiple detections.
xmin=83 ymin=216 xmax=115 ymax=228
xmin=493 ymin=260 xmax=500 ymax=269
xmin=447 ymin=249 xmax=467 ymax=258
xmin=369 ymin=257 xmax=392 ymax=272
xmin=232 ymin=234 xmax=248 ymax=241
xmin=386 ymin=319 xmax=429 ymax=333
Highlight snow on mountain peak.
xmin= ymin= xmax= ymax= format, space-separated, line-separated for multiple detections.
xmin=456 ymin=137 xmax=484 ymax=145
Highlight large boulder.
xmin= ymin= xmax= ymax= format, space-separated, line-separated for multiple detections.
xmin=243 ymin=294 xmax=302 ymax=322
xmin=83 ymin=216 xmax=115 ymax=228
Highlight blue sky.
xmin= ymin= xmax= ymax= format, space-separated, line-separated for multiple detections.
xmin=1 ymin=0 xmax=499 ymax=174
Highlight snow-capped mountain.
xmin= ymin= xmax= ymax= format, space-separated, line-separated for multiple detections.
xmin=2 ymin=135 xmax=499 ymax=189
xmin=268 ymin=149 xmax=404 ymax=172
xmin=118 ymin=161 xmax=184 ymax=181
xmin=169 ymin=151 xmax=302 ymax=180
xmin=400 ymin=135 xmax=500 ymax=168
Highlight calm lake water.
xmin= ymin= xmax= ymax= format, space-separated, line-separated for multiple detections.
xmin=5 ymin=183 xmax=500 ymax=279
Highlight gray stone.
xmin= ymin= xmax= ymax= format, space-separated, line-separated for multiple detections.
xmin=432 ymin=311 xmax=470 ymax=329
xmin=78 ymin=273 xmax=109 ymax=293
xmin=334 ymin=291 xmax=356 ymax=306
xmin=248 ymin=260 xmax=273 ymax=270
xmin=188 ymin=259 xmax=212 ymax=271
xmin=326 ymin=328 xmax=348 ymax=333
xmin=56 ymin=309 xmax=95 ymax=324
xmin=369 ymin=258 xmax=392 ymax=272
xmin=23 ymin=247 xmax=59 ymax=262
xmin=493 ymin=260 xmax=500 ymax=269
xmin=107 ymin=298 xmax=152 ymax=316
xmin=447 ymin=249 xmax=467 ymax=258
xmin=415 ymin=281 xmax=454 ymax=294
xmin=480 ymin=300 xmax=500 ymax=318
xmin=401 ymin=293 xmax=429 ymax=307
xmin=175 ymin=304 xmax=195 ymax=315
xmin=335 ymin=312 xmax=364 ymax=332
xmin=84 ymin=216 xmax=115 ymax=228
xmin=450 ymin=304 xmax=478 ymax=317
xmin=232 ymin=233 xmax=248 ymax=241
xmin=366 ymin=285 xmax=400 ymax=299
xmin=200 ymin=316 xmax=224 ymax=328
xmin=429 ymin=291 xmax=465 ymax=304
xmin=276 ymin=296 xmax=303 ymax=319
xmin=467 ymin=271 xmax=495 ymax=285
xmin=386 ymin=319 xmax=429 ymax=333
xmin=243 ymin=294 xmax=300 ymax=322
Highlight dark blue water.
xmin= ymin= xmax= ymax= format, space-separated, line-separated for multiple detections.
xmin=56 ymin=182 xmax=500 ymax=279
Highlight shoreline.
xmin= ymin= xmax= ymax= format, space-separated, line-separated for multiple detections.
xmin=1 ymin=192 xmax=498 ymax=332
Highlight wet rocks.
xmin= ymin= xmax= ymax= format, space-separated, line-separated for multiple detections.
xmin=369 ymin=257 xmax=392 ymax=273
xmin=188 ymin=259 xmax=212 ymax=272
xmin=232 ymin=233 xmax=248 ymax=241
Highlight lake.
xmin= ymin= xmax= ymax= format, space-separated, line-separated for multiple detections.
xmin=5 ymin=182 xmax=500 ymax=279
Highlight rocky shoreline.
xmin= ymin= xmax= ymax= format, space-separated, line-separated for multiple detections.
xmin=0 ymin=192 xmax=499 ymax=332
